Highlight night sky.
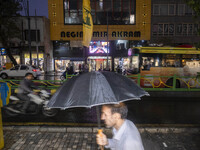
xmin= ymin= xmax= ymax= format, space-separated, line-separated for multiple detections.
xmin=20 ymin=0 xmax=48 ymax=18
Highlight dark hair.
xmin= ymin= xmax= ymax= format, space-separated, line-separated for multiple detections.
xmin=105 ymin=103 xmax=128 ymax=119
xmin=25 ymin=73 xmax=33 ymax=77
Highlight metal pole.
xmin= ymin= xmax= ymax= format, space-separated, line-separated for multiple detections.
xmin=96 ymin=106 xmax=101 ymax=129
xmin=96 ymin=106 xmax=104 ymax=150
xmin=20 ymin=21 xmax=24 ymax=64
xmin=106 ymin=11 xmax=109 ymax=70
xmin=27 ymin=0 xmax=32 ymax=65
xmin=35 ymin=9 xmax=39 ymax=68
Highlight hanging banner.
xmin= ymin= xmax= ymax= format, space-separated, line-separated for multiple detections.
xmin=82 ymin=0 xmax=93 ymax=47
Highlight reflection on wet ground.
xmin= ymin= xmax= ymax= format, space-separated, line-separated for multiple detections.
xmin=2 ymin=97 xmax=200 ymax=125
xmin=38 ymin=72 xmax=63 ymax=81
xmin=2 ymin=107 xmax=99 ymax=125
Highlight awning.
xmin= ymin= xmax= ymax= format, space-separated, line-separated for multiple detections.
xmin=134 ymin=47 xmax=200 ymax=54
xmin=55 ymin=57 xmax=84 ymax=61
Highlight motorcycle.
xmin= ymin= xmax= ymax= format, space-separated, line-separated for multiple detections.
xmin=60 ymin=71 xmax=79 ymax=81
xmin=4 ymin=90 xmax=58 ymax=117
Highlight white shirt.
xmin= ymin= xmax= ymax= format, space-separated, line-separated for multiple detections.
xmin=105 ymin=119 xmax=144 ymax=150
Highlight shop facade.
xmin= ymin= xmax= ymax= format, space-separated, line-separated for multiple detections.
xmin=48 ymin=0 xmax=151 ymax=72
xmin=0 ymin=16 xmax=53 ymax=72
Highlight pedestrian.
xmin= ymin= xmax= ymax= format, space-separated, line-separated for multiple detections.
xmin=79 ymin=64 xmax=82 ymax=72
xmin=96 ymin=103 xmax=144 ymax=150
xmin=68 ymin=65 xmax=74 ymax=75
xmin=84 ymin=64 xmax=89 ymax=72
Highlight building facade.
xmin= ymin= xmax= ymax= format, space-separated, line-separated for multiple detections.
xmin=0 ymin=16 xmax=53 ymax=72
xmin=48 ymin=0 xmax=200 ymax=73
xmin=151 ymin=0 xmax=200 ymax=46
xmin=48 ymin=0 xmax=151 ymax=72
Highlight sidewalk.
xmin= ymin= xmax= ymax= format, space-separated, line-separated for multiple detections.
xmin=2 ymin=126 xmax=200 ymax=150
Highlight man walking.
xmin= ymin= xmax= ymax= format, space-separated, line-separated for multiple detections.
xmin=96 ymin=103 xmax=144 ymax=150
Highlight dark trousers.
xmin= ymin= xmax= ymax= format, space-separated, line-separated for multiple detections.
xmin=17 ymin=93 xmax=31 ymax=110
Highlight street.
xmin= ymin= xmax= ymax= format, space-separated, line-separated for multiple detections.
xmin=2 ymin=96 xmax=200 ymax=125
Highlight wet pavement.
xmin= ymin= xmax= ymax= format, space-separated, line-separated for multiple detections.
xmin=2 ymin=126 xmax=200 ymax=150
xmin=38 ymin=71 xmax=63 ymax=81
xmin=3 ymin=97 xmax=200 ymax=125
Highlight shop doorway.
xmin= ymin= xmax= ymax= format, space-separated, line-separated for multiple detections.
xmin=96 ymin=59 xmax=104 ymax=71
xmin=88 ymin=56 xmax=112 ymax=71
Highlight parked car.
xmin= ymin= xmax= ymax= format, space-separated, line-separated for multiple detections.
xmin=0 ymin=64 xmax=41 ymax=79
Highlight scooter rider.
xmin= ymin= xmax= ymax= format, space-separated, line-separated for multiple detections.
xmin=17 ymin=73 xmax=38 ymax=113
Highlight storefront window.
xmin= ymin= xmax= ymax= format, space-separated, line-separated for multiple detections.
xmin=64 ymin=0 xmax=136 ymax=25
xmin=13 ymin=56 xmax=20 ymax=64
xmin=55 ymin=60 xmax=84 ymax=72
xmin=114 ymin=58 xmax=130 ymax=73
xmin=24 ymin=53 xmax=44 ymax=70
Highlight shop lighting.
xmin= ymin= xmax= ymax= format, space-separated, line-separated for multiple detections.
xmin=99 ymin=0 xmax=103 ymax=10
xmin=117 ymin=40 xmax=123 ymax=44
xmin=130 ymin=15 xmax=135 ymax=24
xmin=88 ymin=56 xmax=111 ymax=59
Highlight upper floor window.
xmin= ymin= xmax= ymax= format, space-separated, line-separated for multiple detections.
xmin=64 ymin=0 xmax=136 ymax=25
xmin=178 ymin=4 xmax=185 ymax=16
xmin=153 ymin=4 xmax=194 ymax=16
xmin=153 ymin=4 xmax=175 ymax=16
xmin=160 ymin=4 xmax=168 ymax=15
xmin=185 ymin=5 xmax=193 ymax=15
xmin=169 ymin=4 xmax=175 ymax=15
xmin=24 ymin=30 xmax=40 ymax=42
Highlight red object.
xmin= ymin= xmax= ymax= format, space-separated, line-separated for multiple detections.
xmin=32 ymin=69 xmax=37 ymax=72
xmin=96 ymin=59 xmax=103 ymax=61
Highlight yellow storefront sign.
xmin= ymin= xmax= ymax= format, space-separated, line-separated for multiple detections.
xmin=48 ymin=0 xmax=151 ymax=41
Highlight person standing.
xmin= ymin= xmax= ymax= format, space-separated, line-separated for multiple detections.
xmin=96 ymin=103 xmax=144 ymax=150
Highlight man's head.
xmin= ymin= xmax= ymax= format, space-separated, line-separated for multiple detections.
xmin=101 ymin=103 xmax=128 ymax=129
xmin=25 ymin=73 xmax=34 ymax=80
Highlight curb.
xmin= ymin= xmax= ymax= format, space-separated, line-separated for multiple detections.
xmin=3 ymin=126 xmax=200 ymax=134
